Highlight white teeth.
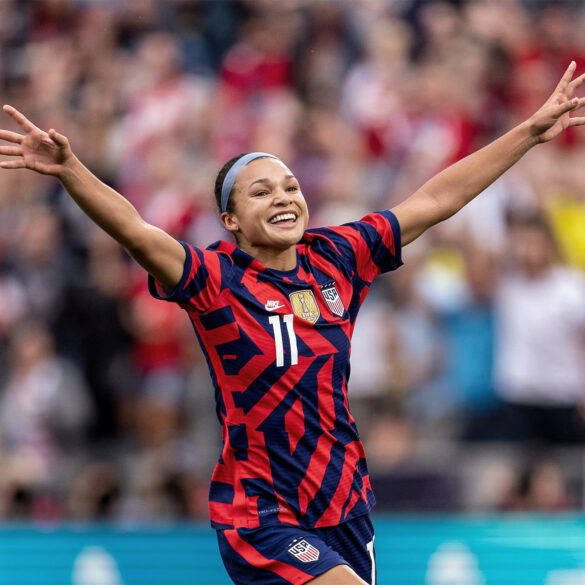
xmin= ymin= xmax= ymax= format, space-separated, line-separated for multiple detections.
xmin=269 ymin=213 xmax=296 ymax=224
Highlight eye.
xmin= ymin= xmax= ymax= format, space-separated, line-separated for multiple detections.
xmin=253 ymin=190 xmax=269 ymax=197
xmin=287 ymin=185 xmax=299 ymax=192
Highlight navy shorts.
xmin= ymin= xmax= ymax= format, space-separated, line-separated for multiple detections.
xmin=217 ymin=514 xmax=376 ymax=585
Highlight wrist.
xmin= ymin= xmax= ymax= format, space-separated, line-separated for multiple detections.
xmin=515 ymin=119 xmax=542 ymax=150
xmin=56 ymin=154 xmax=82 ymax=182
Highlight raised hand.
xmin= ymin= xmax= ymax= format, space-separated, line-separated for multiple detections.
xmin=0 ymin=105 xmax=73 ymax=176
xmin=529 ymin=61 xmax=585 ymax=143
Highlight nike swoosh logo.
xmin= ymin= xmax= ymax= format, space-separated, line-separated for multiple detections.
xmin=265 ymin=301 xmax=285 ymax=311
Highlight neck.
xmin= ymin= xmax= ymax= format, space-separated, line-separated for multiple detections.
xmin=239 ymin=243 xmax=298 ymax=271
xmin=522 ymin=260 xmax=553 ymax=279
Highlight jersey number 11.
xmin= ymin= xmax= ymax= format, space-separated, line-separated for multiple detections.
xmin=268 ymin=314 xmax=298 ymax=367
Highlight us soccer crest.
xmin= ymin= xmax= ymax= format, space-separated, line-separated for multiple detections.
xmin=289 ymin=290 xmax=320 ymax=323
xmin=287 ymin=538 xmax=320 ymax=563
xmin=320 ymin=282 xmax=344 ymax=317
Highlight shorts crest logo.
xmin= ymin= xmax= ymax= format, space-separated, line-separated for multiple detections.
xmin=289 ymin=290 xmax=320 ymax=323
xmin=320 ymin=282 xmax=344 ymax=316
xmin=287 ymin=538 xmax=320 ymax=562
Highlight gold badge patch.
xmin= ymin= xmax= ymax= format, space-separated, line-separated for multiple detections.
xmin=289 ymin=290 xmax=320 ymax=324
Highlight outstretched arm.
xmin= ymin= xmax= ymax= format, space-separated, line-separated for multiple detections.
xmin=392 ymin=61 xmax=585 ymax=246
xmin=0 ymin=105 xmax=185 ymax=289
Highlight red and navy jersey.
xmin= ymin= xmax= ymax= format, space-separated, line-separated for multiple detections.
xmin=149 ymin=210 xmax=402 ymax=530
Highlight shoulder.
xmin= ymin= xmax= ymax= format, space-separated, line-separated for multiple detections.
xmin=303 ymin=210 xmax=398 ymax=246
xmin=205 ymin=240 xmax=237 ymax=263
xmin=178 ymin=239 xmax=237 ymax=272
xmin=306 ymin=210 xmax=399 ymax=234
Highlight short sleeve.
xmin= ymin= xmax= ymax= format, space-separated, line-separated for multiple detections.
xmin=306 ymin=210 xmax=402 ymax=284
xmin=148 ymin=241 xmax=225 ymax=313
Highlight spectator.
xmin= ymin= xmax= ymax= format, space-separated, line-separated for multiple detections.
xmin=491 ymin=211 xmax=585 ymax=443
xmin=0 ymin=319 xmax=93 ymax=489
xmin=497 ymin=456 xmax=576 ymax=512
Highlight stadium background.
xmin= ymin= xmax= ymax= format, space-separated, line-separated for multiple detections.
xmin=2 ymin=0 xmax=585 ymax=583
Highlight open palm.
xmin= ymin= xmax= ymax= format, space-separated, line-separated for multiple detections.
xmin=530 ymin=61 xmax=585 ymax=143
xmin=0 ymin=105 xmax=72 ymax=176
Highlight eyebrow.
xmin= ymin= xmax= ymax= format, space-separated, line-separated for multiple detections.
xmin=249 ymin=174 xmax=296 ymax=188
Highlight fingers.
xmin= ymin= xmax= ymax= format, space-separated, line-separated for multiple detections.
xmin=0 ymin=159 xmax=26 ymax=170
xmin=48 ymin=128 xmax=68 ymax=147
xmin=0 ymin=125 xmax=23 ymax=166
xmin=0 ymin=145 xmax=21 ymax=156
xmin=568 ymin=98 xmax=585 ymax=126
xmin=0 ymin=129 xmax=23 ymax=144
xmin=565 ymin=96 xmax=585 ymax=114
xmin=549 ymin=96 xmax=581 ymax=119
xmin=2 ymin=104 xmax=40 ymax=133
xmin=560 ymin=60 xmax=577 ymax=86
xmin=554 ymin=61 xmax=577 ymax=94
xmin=569 ymin=117 xmax=585 ymax=127
xmin=568 ymin=71 xmax=585 ymax=94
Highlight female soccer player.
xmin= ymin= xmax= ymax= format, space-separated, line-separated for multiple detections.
xmin=0 ymin=62 xmax=584 ymax=585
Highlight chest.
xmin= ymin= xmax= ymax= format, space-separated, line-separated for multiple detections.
xmin=497 ymin=273 xmax=585 ymax=339
xmin=196 ymin=276 xmax=353 ymax=376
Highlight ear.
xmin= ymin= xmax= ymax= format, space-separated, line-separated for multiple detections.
xmin=220 ymin=211 xmax=240 ymax=234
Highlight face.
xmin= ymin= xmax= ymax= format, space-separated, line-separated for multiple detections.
xmin=509 ymin=225 xmax=555 ymax=277
xmin=221 ymin=157 xmax=309 ymax=257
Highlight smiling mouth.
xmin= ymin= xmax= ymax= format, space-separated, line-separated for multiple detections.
xmin=268 ymin=212 xmax=298 ymax=224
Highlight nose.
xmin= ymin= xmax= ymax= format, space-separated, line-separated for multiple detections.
xmin=273 ymin=187 xmax=292 ymax=206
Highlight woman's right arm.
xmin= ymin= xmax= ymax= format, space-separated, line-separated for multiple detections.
xmin=0 ymin=105 xmax=185 ymax=289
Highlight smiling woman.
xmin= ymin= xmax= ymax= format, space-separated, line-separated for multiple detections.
xmin=216 ymin=153 xmax=309 ymax=270
xmin=0 ymin=60 xmax=584 ymax=585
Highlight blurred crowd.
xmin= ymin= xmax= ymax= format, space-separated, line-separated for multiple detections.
xmin=1 ymin=0 xmax=585 ymax=523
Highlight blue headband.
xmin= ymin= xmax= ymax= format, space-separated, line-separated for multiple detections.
xmin=221 ymin=152 xmax=280 ymax=212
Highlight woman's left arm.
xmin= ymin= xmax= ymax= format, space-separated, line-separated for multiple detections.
xmin=392 ymin=61 xmax=585 ymax=246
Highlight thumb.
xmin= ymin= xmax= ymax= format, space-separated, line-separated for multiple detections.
xmin=48 ymin=128 xmax=69 ymax=147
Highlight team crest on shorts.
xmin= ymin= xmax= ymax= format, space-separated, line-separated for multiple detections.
xmin=320 ymin=282 xmax=344 ymax=317
xmin=287 ymin=538 xmax=320 ymax=563
xmin=289 ymin=290 xmax=320 ymax=323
